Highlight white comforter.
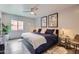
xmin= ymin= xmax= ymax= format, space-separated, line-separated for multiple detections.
xmin=21 ymin=33 xmax=47 ymax=49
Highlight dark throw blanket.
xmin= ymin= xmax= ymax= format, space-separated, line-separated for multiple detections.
xmin=35 ymin=33 xmax=58 ymax=54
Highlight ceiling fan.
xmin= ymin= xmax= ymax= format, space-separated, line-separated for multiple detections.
xmin=23 ymin=6 xmax=39 ymax=15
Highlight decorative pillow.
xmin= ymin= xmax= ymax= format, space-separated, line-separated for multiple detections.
xmin=45 ymin=29 xmax=54 ymax=34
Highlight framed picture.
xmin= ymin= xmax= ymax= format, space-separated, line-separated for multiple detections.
xmin=41 ymin=16 xmax=47 ymax=27
xmin=48 ymin=13 xmax=58 ymax=27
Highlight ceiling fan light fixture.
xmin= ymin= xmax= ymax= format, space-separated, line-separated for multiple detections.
xmin=30 ymin=11 xmax=35 ymax=15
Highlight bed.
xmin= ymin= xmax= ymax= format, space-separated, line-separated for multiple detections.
xmin=21 ymin=29 xmax=58 ymax=54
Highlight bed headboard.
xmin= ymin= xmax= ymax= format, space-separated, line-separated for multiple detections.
xmin=36 ymin=28 xmax=59 ymax=37
xmin=55 ymin=29 xmax=59 ymax=37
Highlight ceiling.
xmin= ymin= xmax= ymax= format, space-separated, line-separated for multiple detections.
xmin=0 ymin=4 xmax=76 ymax=18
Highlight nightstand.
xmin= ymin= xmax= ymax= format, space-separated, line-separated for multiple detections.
xmin=58 ymin=36 xmax=71 ymax=49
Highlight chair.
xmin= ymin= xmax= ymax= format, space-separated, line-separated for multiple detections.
xmin=70 ymin=34 xmax=79 ymax=53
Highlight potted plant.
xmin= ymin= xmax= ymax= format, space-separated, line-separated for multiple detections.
xmin=2 ymin=23 xmax=9 ymax=34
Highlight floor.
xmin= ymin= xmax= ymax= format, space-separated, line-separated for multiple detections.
xmin=5 ymin=39 xmax=24 ymax=54
xmin=5 ymin=39 xmax=79 ymax=54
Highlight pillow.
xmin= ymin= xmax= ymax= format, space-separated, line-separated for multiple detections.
xmin=45 ymin=29 xmax=54 ymax=34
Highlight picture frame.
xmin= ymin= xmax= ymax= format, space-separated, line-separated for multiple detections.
xmin=41 ymin=16 xmax=47 ymax=28
xmin=48 ymin=13 xmax=58 ymax=27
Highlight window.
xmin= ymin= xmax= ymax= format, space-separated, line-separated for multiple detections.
xmin=11 ymin=20 xmax=18 ymax=31
xmin=18 ymin=21 xmax=23 ymax=30
xmin=11 ymin=20 xmax=23 ymax=31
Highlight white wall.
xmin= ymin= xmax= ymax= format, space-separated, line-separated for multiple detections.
xmin=35 ymin=5 xmax=79 ymax=39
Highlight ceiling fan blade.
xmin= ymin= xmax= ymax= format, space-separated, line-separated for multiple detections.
xmin=23 ymin=5 xmax=39 ymax=16
xmin=24 ymin=11 xmax=31 ymax=12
